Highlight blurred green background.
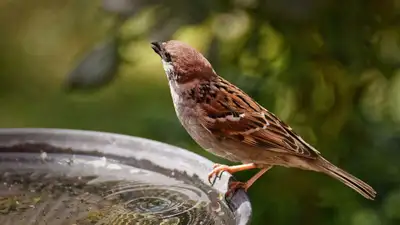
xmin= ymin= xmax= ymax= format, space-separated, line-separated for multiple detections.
xmin=1 ymin=0 xmax=400 ymax=224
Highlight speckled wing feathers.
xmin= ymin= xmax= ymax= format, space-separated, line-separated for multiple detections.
xmin=196 ymin=77 xmax=320 ymax=159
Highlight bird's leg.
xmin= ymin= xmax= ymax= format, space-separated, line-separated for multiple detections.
xmin=226 ymin=165 xmax=272 ymax=197
xmin=208 ymin=163 xmax=257 ymax=185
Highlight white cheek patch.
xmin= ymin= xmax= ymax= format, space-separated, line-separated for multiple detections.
xmin=169 ymin=82 xmax=181 ymax=105
xmin=162 ymin=59 xmax=174 ymax=74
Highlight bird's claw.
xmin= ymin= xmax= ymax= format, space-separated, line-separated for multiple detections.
xmin=224 ymin=181 xmax=248 ymax=200
xmin=208 ymin=171 xmax=226 ymax=186
xmin=208 ymin=164 xmax=231 ymax=186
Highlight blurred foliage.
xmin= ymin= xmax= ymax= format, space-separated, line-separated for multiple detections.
xmin=1 ymin=0 xmax=400 ymax=224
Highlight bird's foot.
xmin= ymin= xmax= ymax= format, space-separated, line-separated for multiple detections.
xmin=224 ymin=166 xmax=273 ymax=200
xmin=225 ymin=181 xmax=249 ymax=198
xmin=208 ymin=163 xmax=257 ymax=186
xmin=208 ymin=164 xmax=231 ymax=186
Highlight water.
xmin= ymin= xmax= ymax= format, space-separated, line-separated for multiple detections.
xmin=0 ymin=152 xmax=236 ymax=225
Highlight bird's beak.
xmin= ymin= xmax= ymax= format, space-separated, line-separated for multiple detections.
xmin=151 ymin=41 xmax=162 ymax=56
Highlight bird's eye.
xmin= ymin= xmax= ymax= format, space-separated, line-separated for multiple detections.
xmin=164 ymin=52 xmax=172 ymax=62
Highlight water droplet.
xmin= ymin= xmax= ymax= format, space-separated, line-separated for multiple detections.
xmin=40 ymin=152 xmax=48 ymax=161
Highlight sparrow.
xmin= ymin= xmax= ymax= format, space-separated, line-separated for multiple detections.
xmin=151 ymin=40 xmax=376 ymax=200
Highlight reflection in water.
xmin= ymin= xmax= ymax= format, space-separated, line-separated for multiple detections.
xmin=0 ymin=153 xmax=235 ymax=225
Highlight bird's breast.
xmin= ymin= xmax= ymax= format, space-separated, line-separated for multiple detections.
xmin=167 ymin=82 xmax=239 ymax=160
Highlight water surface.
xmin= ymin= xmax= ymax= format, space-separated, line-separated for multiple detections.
xmin=0 ymin=152 xmax=236 ymax=225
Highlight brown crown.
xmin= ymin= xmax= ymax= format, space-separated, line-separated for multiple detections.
xmin=151 ymin=40 xmax=216 ymax=83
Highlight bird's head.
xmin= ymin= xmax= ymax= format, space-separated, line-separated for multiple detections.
xmin=151 ymin=40 xmax=216 ymax=84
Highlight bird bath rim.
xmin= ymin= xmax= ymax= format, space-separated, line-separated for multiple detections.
xmin=0 ymin=128 xmax=252 ymax=225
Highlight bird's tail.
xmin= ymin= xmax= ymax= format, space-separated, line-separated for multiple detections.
xmin=316 ymin=157 xmax=376 ymax=200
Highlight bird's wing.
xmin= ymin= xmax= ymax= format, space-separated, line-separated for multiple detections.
xmin=197 ymin=78 xmax=320 ymax=159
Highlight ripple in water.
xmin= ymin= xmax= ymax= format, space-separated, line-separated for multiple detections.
xmin=0 ymin=153 xmax=236 ymax=225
